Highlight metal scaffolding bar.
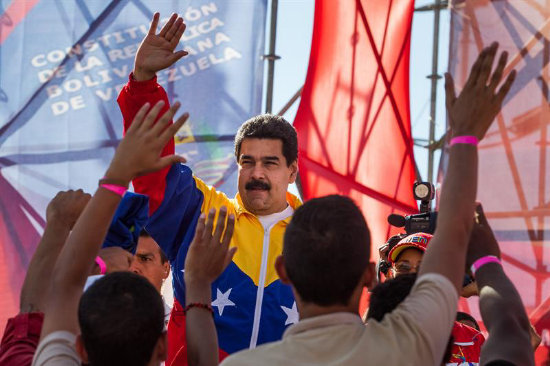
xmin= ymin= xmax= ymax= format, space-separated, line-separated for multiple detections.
xmin=264 ymin=0 xmax=280 ymax=114
xmin=427 ymin=0 xmax=442 ymax=184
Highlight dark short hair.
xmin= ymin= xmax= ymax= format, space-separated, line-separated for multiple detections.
xmin=367 ymin=273 xmax=417 ymax=322
xmin=140 ymin=229 xmax=168 ymax=264
xmin=283 ymin=195 xmax=370 ymax=306
xmin=456 ymin=311 xmax=480 ymax=331
xmin=234 ymin=114 xmax=298 ymax=166
xmin=78 ymin=272 xmax=164 ymax=366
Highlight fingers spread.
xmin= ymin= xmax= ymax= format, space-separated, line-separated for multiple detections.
xmin=204 ymin=209 xmax=216 ymax=242
xmin=193 ymin=213 xmax=206 ymax=244
xmin=444 ymin=73 xmax=456 ymax=110
xmin=139 ymin=100 xmax=165 ymax=133
xmin=476 ymin=42 xmax=498 ymax=87
xmin=170 ymin=50 xmax=189 ymax=65
xmin=150 ymin=101 xmax=180 ymax=137
xmin=495 ymin=69 xmax=516 ymax=105
xmin=488 ymin=50 xmax=508 ymax=92
xmin=170 ymin=22 xmax=186 ymax=48
xmin=165 ymin=17 xmax=183 ymax=42
xmin=128 ymin=102 xmax=151 ymax=133
xmin=147 ymin=13 xmax=160 ymax=36
xmin=464 ymin=48 xmax=485 ymax=89
xmin=222 ymin=214 xmax=235 ymax=249
xmin=213 ymin=207 xmax=228 ymax=244
xmin=159 ymin=111 xmax=189 ymax=144
xmin=159 ymin=13 xmax=177 ymax=37
xmin=154 ymin=155 xmax=186 ymax=172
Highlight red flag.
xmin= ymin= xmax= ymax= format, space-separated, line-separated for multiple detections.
xmin=294 ymin=0 xmax=418 ymax=260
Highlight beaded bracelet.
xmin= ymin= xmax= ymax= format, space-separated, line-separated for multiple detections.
xmin=184 ymin=303 xmax=214 ymax=316
xmin=470 ymin=255 xmax=501 ymax=276
xmin=450 ymin=135 xmax=479 ymax=147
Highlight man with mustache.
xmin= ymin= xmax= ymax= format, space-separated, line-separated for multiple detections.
xmin=117 ymin=13 xmax=300 ymax=366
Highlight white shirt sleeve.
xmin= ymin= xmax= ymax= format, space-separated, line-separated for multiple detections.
xmin=393 ymin=273 xmax=459 ymax=364
xmin=32 ymin=331 xmax=81 ymax=366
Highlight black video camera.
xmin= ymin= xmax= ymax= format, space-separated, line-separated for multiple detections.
xmin=376 ymin=182 xmax=438 ymax=280
xmin=387 ymin=181 xmax=437 ymax=235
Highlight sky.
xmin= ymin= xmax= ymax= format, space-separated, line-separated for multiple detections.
xmin=268 ymin=0 xmax=451 ymax=188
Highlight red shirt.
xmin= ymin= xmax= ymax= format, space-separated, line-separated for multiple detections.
xmin=448 ymin=321 xmax=485 ymax=365
xmin=0 ymin=312 xmax=44 ymax=366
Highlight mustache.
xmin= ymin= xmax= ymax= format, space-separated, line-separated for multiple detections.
xmin=245 ymin=180 xmax=271 ymax=190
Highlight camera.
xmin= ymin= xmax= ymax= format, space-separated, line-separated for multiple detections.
xmin=377 ymin=182 xmax=438 ymax=280
xmin=387 ymin=181 xmax=438 ymax=235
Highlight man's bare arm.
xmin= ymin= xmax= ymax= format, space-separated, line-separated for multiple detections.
xmin=184 ymin=208 xmax=236 ymax=366
xmin=465 ymin=205 xmax=534 ymax=365
xmin=19 ymin=191 xmax=90 ymax=314
xmin=419 ymin=43 xmax=516 ymax=292
xmin=40 ymin=101 xmax=189 ymax=339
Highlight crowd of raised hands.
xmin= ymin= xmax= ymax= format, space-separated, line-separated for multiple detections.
xmin=0 ymin=12 xmax=538 ymax=366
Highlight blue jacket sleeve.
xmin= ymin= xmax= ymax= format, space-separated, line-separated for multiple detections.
xmin=145 ymin=164 xmax=204 ymax=261
xmin=102 ymin=192 xmax=149 ymax=254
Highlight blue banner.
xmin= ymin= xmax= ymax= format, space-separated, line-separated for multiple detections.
xmin=0 ymin=0 xmax=266 ymax=330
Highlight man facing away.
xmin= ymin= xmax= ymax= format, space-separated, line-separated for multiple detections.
xmin=220 ymin=193 xmax=462 ymax=365
xmin=385 ymin=232 xmax=485 ymax=365
xmin=190 ymin=42 xmax=515 ymax=365
xmin=117 ymin=13 xmax=300 ymax=364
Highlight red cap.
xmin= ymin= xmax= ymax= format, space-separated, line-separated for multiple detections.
xmin=388 ymin=232 xmax=433 ymax=264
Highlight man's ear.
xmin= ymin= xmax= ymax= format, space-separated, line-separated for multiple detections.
xmin=75 ymin=334 xmax=89 ymax=364
xmin=288 ymin=160 xmax=298 ymax=184
xmin=275 ymin=255 xmax=291 ymax=284
xmin=162 ymin=261 xmax=170 ymax=280
xmin=364 ymin=262 xmax=376 ymax=290
xmin=154 ymin=332 xmax=168 ymax=362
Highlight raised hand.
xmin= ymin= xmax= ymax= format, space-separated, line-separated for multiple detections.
xmin=46 ymin=189 xmax=92 ymax=229
xmin=184 ymin=208 xmax=235 ymax=366
xmin=445 ymin=42 xmax=516 ymax=140
xmin=184 ymin=207 xmax=237 ymax=286
xmin=466 ymin=203 xmax=501 ymax=269
xmin=105 ymin=101 xmax=189 ymax=184
xmin=134 ymin=13 xmax=188 ymax=81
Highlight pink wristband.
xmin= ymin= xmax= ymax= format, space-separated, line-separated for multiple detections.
xmin=100 ymin=183 xmax=127 ymax=197
xmin=470 ymin=255 xmax=501 ymax=275
xmin=450 ymin=135 xmax=479 ymax=147
xmin=95 ymin=256 xmax=107 ymax=275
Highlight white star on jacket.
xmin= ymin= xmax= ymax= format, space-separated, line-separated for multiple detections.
xmin=211 ymin=288 xmax=236 ymax=316
xmin=281 ymin=301 xmax=299 ymax=325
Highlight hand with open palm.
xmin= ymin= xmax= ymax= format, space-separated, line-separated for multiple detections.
xmin=134 ymin=12 xmax=188 ymax=81
xmin=444 ymin=42 xmax=516 ymax=141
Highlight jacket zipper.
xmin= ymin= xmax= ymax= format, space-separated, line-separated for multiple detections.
xmin=249 ymin=223 xmax=273 ymax=348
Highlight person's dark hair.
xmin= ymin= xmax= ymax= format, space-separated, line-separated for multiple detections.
xmin=367 ymin=274 xmax=453 ymax=364
xmin=234 ymin=114 xmax=298 ymax=166
xmin=140 ymin=229 xmax=168 ymax=264
xmin=367 ymin=273 xmax=417 ymax=322
xmin=78 ymin=272 xmax=164 ymax=366
xmin=456 ymin=311 xmax=481 ymax=331
xmin=283 ymin=195 xmax=370 ymax=306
